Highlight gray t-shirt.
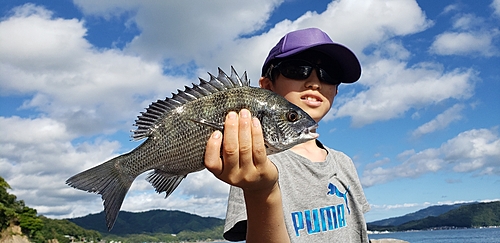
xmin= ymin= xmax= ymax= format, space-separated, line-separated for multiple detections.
xmin=223 ymin=142 xmax=370 ymax=242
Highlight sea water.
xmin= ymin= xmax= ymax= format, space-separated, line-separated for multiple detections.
xmin=213 ymin=227 xmax=500 ymax=242
xmin=369 ymin=227 xmax=500 ymax=243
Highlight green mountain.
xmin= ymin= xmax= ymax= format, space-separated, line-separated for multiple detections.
xmin=368 ymin=203 xmax=470 ymax=226
xmin=368 ymin=201 xmax=500 ymax=231
xmin=68 ymin=209 xmax=224 ymax=235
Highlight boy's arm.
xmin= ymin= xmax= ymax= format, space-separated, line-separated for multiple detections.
xmin=204 ymin=109 xmax=290 ymax=243
xmin=243 ymin=182 xmax=289 ymax=243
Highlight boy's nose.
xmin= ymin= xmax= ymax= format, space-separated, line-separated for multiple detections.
xmin=305 ymin=81 xmax=320 ymax=90
xmin=304 ymin=70 xmax=321 ymax=90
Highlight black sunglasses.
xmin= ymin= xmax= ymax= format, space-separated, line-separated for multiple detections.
xmin=266 ymin=59 xmax=340 ymax=85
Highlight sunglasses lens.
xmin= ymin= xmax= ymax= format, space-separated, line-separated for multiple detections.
xmin=273 ymin=59 xmax=340 ymax=85
xmin=278 ymin=60 xmax=312 ymax=80
xmin=317 ymin=68 xmax=337 ymax=84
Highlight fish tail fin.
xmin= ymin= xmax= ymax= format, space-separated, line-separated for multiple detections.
xmin=66 ymin=154 xmax=134 ymax=231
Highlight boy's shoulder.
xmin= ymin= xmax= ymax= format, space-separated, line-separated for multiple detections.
xmin=326 ymin=147 xmax=351 ymax=160
xmin=319 ymin=142 xmax=352 ymax=161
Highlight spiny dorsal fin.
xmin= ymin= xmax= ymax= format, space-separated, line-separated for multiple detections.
xmin=132 ymin=67 xmax=249 ymax=140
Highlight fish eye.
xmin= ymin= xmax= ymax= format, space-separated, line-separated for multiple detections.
xmin=286 ymin=110 xmax=300 ymax=122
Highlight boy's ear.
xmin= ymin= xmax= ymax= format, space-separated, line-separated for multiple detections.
xmin=259 ymin=77 xmax=274 ymax=91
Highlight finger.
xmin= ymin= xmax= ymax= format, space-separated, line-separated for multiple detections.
xmin=251 ymin=117 xmax=267 ymax=166
xmin=220 ymin=111 xmax=240 ymax=175
xmin=204 ymin=130 xmax=223 ymax=175
xmin=237 ymin=109 xmax=253 ymax=169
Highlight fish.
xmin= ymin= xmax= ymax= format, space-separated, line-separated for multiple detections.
xmin=66 ymin=67 xmax=319 ymax=230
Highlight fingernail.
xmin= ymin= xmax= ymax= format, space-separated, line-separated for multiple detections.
xmin=240 ymin=109 xmax=249 ymax=118
xmin=212 ymin=130 xmax=221 ymax=139
xmin=228 ymin=111 xmax=237 ymax=119
xmin=252 ymin=117 xmax=260 ymax=127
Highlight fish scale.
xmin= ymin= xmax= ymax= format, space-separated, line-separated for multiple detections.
xmin=66 ymin=67 xmax=318 ymax=230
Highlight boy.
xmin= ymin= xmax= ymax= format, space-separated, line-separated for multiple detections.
xmin=204 ymin=28 xmax=370 ymax=242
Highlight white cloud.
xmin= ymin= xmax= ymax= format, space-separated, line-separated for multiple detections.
xmin=370 ymin=202 xmax=428 ymax=210
xmin=121 ymin=170 xmax=230 ymax=218
xmin=430 ymin=10 xmax=499 ymax=57
xmin=327 ymin=59 xmax=475 ymax=127
xmin=0 ymin=4 xmax=187 ymax=135
xmin=0 ymin=4 xmax=89 ymax=71
xmin=452 ymin=14 xmax=484 ymax=30
xmin=361 ymin=127 xmax=500 ymax=187
xmin=0 ymin=116 xmax=72 ymax=144
xmin=492 ymin=0 xmax=500 ymax=17
xmin=73 ymin=0 xmax=282 ymax=65
xmin=435 ymin=199 xmax=500 ymax=207
xmin=430 ymin=31 xmax=497 ymax=56
xmin=442 ymin=4 xmax=459 ymax=15
xmin=442 ymin=128 xmax=500 ymax=173
xmin=364 ymin=157 xmax=390 ymax=170
xmin=362 ymin=148 xmax=443 ymax=187
xmin=0 ymin=116 xmax=123 ymax=217
xmin=412 ymin=104 xmax=465 ymax=137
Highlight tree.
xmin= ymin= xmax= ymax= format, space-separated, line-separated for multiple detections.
xmin=0 ymin=177 xmax=20 ymax=230
xmin=1 ymin=176 xmax=101 ymax=243
xmin=19 ymin=207 xmax=44 ymax=238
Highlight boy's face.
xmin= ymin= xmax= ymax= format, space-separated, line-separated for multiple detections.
xmin=259 ymin=67 xmax=338 ymax=123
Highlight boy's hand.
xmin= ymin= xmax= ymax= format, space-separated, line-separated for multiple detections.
xmin=205 ymin=109 xmax=290 ymax=243
xmin=204 ymin=109 xmax=278 ymax=192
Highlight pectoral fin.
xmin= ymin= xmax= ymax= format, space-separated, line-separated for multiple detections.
xmin=189 ymin=118 xmax=224 ymax=131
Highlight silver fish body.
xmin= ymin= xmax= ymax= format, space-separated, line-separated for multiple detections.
xmin=66 ymin=67 xmax=318 ymax=230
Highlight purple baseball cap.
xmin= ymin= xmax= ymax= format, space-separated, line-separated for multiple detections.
xmin=262 ymin=28 xmax=361 ymax=83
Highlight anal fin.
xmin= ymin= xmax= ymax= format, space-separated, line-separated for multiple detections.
xmin=146 ymin=170 xmax=186 ymax=198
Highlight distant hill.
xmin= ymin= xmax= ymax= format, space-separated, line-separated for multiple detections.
xmin=397 ymin=201 xmax=500 ymax=230
xmin=68 ymin=209 xmax=223 ymax=235
xmin=368 ymin=202 xmax=471 ymax=226
xmin=368 ymin=201 xmax=500 ymax=231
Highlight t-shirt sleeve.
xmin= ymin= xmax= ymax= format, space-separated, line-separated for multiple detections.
xmin=223 ymin=186 xmax=248 ymax=241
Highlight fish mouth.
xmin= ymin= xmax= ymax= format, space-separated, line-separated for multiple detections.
xmin=302 ymin=124 xmax=319 ymax=139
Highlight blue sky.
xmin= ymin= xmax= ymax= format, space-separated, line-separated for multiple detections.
xmin=0 ymin=0 xmax=499 ymax=223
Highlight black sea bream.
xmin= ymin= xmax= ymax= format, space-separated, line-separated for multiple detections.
xmin=66 ymin=67 xmax=318 ymax=230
